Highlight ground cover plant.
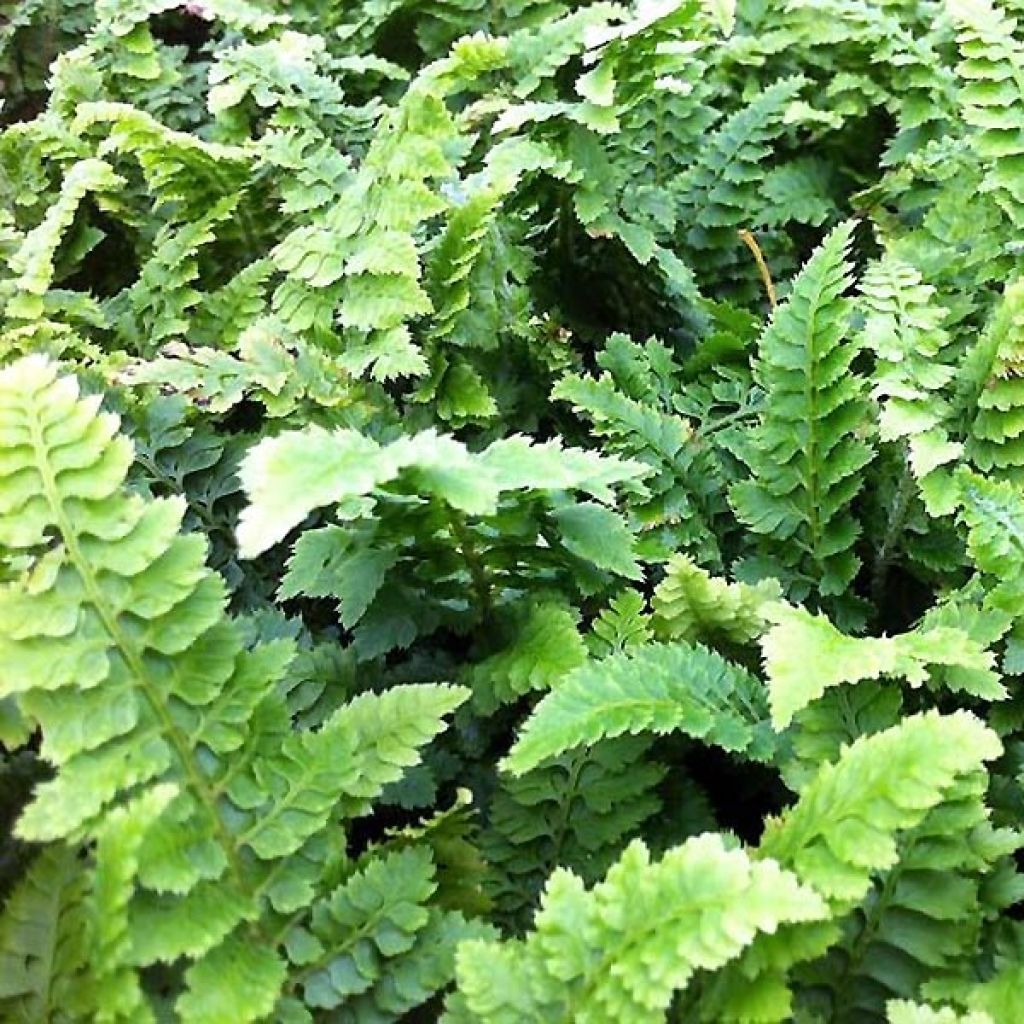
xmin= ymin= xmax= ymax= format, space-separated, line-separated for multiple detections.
xmin=3 ymin=0 xmax=1024 ymax=1020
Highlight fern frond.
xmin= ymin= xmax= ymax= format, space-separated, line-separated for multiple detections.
xmin=730 ymin=220 xmax=874 ymax=603
xmin=284 ymin=846 xmax=437 ymax=1010
xmin=956 ymin=467 xmax=1024 ymax=626
xmin=762 ymin=603 xmax=1003 ymax=728
xmin=467 ymin=599 xmax=587 ymax=713
xmin=2 ymin=158 xmax=122 ymax=321
xmin=888 ymin=1002 xmax=993 ymax=1024
xmin=71 ymin=102 xmax=252 ymax=217
xmin=799 ymin=780 xmax=1020 ymax=1022
xmin=860 ymin=254 xmax=962 ymax=512
xmin=652 ymin=553 xmax=781 ymax=645
xmin=678 ymin=75 xmax=807 ymax=289
xmin=780 ymin=680 xmax=903 ymax=792
xmin=967 ymin=280 xmax=1024 ymax=482
xmin=552 ymin=335 xmax=729 ymax=561
xmin=699 ymin=711 xmax=1003 ymax=1023
xmin=454 ymin=833 xmax=826 ymax=1024
xmin=0 ymin=356 xmax=469 ymax=1018
xmin=588 ymin=590 xmax=654 ymax=656
xmin=0 ymin=845 xmax=88 ymax=1020
xmin=191 ymin=259 xmax=273 ymax=347
xmin=110 ymin=197 xmax=239 ymax=353
xmin=481 ymin=734 xmax=665 ymax=930
xmin=502 ymin=640 xmax=774 ymax=775
xmin=948 ymin=0 xmax=1024 ymax=228
xmin=861 ymin=255 xmax=955 ymax=444
xmin=238 ymin=426 xmax=648 ymax=557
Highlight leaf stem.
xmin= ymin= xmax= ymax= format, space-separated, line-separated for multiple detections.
xmin=447 ymin=507 xmax=494 ymax=619
xmin=738 ymin=229 xmax=777 ymax=311
xmin=870 ymin=456 xmax=914 ymax=613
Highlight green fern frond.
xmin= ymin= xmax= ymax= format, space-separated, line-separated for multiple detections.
xmin=967 ymin=280 xmax=1024 ymax=482
xmin=888 ymin=1002 xmax=993 ymax=1024
xmin=652 ymin=553 xmax=781 ymax=646
xmin=956 ymin=467 xmax=1024 ymax=629
xmin=860 ymin=254 xmax=962 ymax=512
xmin=502 ymin=639 xmax=774 ymax=775
xmin=71 ymin=102 xmax=252 ymax=217
xmin=948 ymin=0 xmax=1024 ymax=228
xmin=730 ymin=220 xmax=874 ymax=604
xmin=0 ymin=356 xmax=469 ymax=1019
xmin=0 ymin=845 xmax=88 ymax=1021
xmin=779 ymin=680 xmax=903 ymax=792
xmin=588 ymin=590 xmax=654 ymax=656
xmin=454 ymin=833 xmax=826 ymax=1024
xmin=467 ymin=600 xmax=587 ymax=713
xmin=799 ymin=780 xmax=1020 ymax=1022
xmin=762 ymin=603 xmax=1003 ymax=728
xmin=699 ymin=711 xmax=1003 ymax=1023
xmin=679 ymin=75 xmax=807 ymax=288
xmin=2 ymin=158 xmax=122 ymax=321
xmin=283 ymin=846 xmax=438 ymax=1010
xmin=481 ymin=735 xmax=666 ymax=929
xmin=238 ymin=425 xmax=648 ymax=558
xmin=109 ymin=197 xmax=239 ymax=353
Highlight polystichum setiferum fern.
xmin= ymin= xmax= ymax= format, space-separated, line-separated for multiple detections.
xmin=3 ymin=1 xmax=1024 ymax=1022
xmin=0 ymin=356 xmax=484 ymax=1021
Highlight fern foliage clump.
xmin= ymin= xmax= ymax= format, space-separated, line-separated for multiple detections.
xmin=4 ymin=0 xmax=1024 ymax=1021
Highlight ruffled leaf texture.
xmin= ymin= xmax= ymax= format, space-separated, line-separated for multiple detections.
xmin=761 ymin=603 xmax=1003 ymax=728
xmin=698 ymin=711 xmax=1003 ymax=1023
xmin=449 ymin=832 xmax=826 ymax=1024
xmin=949 ymin=0 xmax=1024 ymax=227
xmin=502 ymin=639 xmax=775 ymax=775
xmin=652 ymin=553 xmax=781 ymax=646
xmin=0 ymin=356 xmax=470 ymax=1020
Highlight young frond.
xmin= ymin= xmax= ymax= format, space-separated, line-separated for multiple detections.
xmin=730 ymin=220 xmax=874 ymax=604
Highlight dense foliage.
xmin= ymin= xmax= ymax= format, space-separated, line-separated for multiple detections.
xmin=2 ymin=0 xmax=1024 ymax=1021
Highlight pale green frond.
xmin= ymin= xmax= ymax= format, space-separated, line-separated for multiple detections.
xmin=652 ymin=553 xmax=781 ymax=645
xmin=455 ymin=834 xmax=826 ymax=1024
xmin=699 ymin=711 xmax=1002 ymax=1023
xmin=888 ymin=1002 xmax=994 ymax=1024
xmin=468 ymin=600 xmax=587 ymax=713
xmin=762 ymin=603 xmax=1003 ymax=728
xmin=502 ymin=640 xmax=773 ymax=775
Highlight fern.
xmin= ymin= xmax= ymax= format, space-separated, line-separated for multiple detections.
xmin=698 ymin=711 xmax=1003 ymax=1023
xmin=6 ymin=2 xmax=1024 ymax=1019
xmin=0 ymin=357 xmax=470 ymax=1018
xmin=1 ymin=159 xmax=122 ymax=322
xmin=0 ymin=845 xmax=87 ymax=1020
xmin=71 ymin=102 xmax=252 ymax=218
xmin=762 ymin=603 xmax=1003 ymax=728
xmin=797 ymin=780 xmax=1021 ymax=1022
xmin=888 ymin=1003 xmax=994 ymax=1024
xmin=948 ymin=0 xmax=1024 ymax=229
xmin=956 ymin=466 xmax=1024 ymax=633
xmin=967 ymin=280 xmax=1024 ymax=482
xmin=480 ymin=735 xmax=666 ymax=931
xmin=503 ymin=639 xmax=775 ymax=775
xmin=677 ymin=75 xmax=808 ymax=292
xmin=652 ymin=553 xmax=781 ymax=646
xmin=450 ymin=833 xmax=826 ymax=1024
xmin=730 ymin=220 xmax=874 ymax=610
xmin=109 ymin=197 xmax=239 ymax=353
xmin=242 ymin=427 xmax=649 ymax=654
xmin=859 ymin=254 xmax=962 ymax=514
xmin=466 ymin=599 xmax=587 ymax=713
xmin=587 ymin=589 xmax=654 ymax=657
